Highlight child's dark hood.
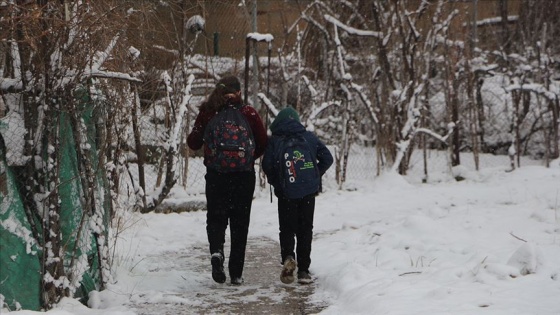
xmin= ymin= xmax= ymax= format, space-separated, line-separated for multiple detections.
xmin=270 ymin=118 xmax=306 ymax=136
xmin=270 ymin=107 xmax=305 ymax=135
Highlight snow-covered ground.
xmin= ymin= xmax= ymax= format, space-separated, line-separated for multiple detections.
xmin=4 ymin=157 xmax=560 ymax=315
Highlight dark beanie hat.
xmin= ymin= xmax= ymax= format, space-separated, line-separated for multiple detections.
xmin=217 ymin=75 xmax=241 ymax=93
xmin=270 ymin=106 xmax=300 ymax=130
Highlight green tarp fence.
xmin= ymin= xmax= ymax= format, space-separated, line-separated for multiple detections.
xmin=0 ymin=92 xmax=108 ymax=311
xmin=0 ymin=134 xmax=42 ymax=310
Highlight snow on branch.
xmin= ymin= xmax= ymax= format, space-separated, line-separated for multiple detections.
xmin=92 ymin=33 xmax=120 ymax=72
xmin=404 ymin=11 xmax=421 ymax=40
xmin=153 ymin=45 xmax=180 ymax=56
xmin=301 ymin=75 xmax=318 ymax=98
xmin=390 ymin=123 xmax=454 ymax=174
xmin=415 ymin=127 xmax=452 ymax=143
xmin=65 ymin=1 xmax=82 ymax=49
xmin=302 ymin=14 xmax=331 ymax=41
xmin=84 ymin=70 xmax=142 ymax=83
xmin=400 ymin=83 xmax=423 ymax=139
xmin=1 ymin=41 xmax=23 ymax=91
xmin=10 ymin=41 xmax=22 ymax=83
xmin=435 ymin=35 xmax=464 ymax=49
xmin=333 ymin=23 xmax=346 ymax=78
xmin=287 ymin=0 xmax=330 ymax=34
xmin=506 ymin=83 xmax=558 ymax=101
xmin=391 ymin=82 xmax=455 ymax=173
xmin=309 ymin=101 xmax=338 ymax=121
xmin=472 ymin=63 xmax=499 ymax=74
xmin=350 ymin=82 xmax=378 ymax=124
xmin=338 ymin=0 xmax=367 ymax=25
xmin=324 ymin=14 xmax=382 ymax=38
xmin=258 ymin=93 xmax=279 ymax=116
xmin=0 ymin=78 xmax=21 ymax=91
xmin=340 ymin=83 xmax=352 ymax=101
xmin=472 ymin=15 xmax=519 ymax=27
xmin=169 ymin=73 xmax=195 ymax=152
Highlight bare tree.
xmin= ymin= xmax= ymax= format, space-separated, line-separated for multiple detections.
xmin=284 ymin=0 xmax=460 ymax=178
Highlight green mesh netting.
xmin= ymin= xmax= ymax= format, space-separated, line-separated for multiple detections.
xmin=0 ymin=136 xmax=42 ymax=311
xmin=0 ymin=91 xmax=109 ymax=310
xmin=59 ymin=111 xmax=102 ymax=304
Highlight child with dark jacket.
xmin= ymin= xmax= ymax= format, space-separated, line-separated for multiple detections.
xmin=187 ymin=75 xmax=267 ymax=285
xmin=262 ymin=106 xmax=333 ymax=284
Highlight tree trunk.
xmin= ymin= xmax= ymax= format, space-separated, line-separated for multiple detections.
xmin=499 ymin=0 xmax=510 ymax=53
xmin=451 ymin=84 xmax=460 ymax=167
xmin=42 ymin=94 xmax=68 ymax=309
xmin=131 ymin=85 xmax=147 ymax=210
xmin=551 ymin=98 xmax=560 ymax=160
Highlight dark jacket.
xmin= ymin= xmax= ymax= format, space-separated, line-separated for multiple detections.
xmin=262 ymin=118 xmax=333 ymax=197
xmin=187 ymin=100 xmax=268 ymax=168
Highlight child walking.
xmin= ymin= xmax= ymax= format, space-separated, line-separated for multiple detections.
xmin=262 ymin=107 xmax=333 ymax=284
xmin=187 ymin=75 xmax=267 ymax=285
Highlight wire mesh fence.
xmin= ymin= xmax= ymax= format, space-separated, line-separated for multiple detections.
xmin=1 ymin=62 xmax=549 ymax=214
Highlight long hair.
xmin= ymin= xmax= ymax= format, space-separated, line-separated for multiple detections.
xmin=200 ymin=75 xmax=242 ymax=112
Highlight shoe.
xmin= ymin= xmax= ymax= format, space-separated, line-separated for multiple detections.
xmin=297 ymin=271 xmax=313 ymax=284
xmin=280 ymin=256 xmax=297 ymax=284
xmin=211 ymin=253 xmax=226 ymax=284
xmin=230 ymin=277 xmax=244 ymax=285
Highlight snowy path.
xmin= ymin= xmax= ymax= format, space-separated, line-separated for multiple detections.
xmin=127 ymin=237 xmax=327 ymax=314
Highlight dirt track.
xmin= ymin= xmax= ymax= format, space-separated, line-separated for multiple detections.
xmin=129 ymin=238 xmax=327 ymax=315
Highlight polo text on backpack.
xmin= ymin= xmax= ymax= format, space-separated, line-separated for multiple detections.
xmin=204 ymin=105 xmax=255 ymax=172
xmin=277 ymin=133 xmax=320 ymax=199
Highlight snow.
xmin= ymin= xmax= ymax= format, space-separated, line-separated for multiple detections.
xmin=0 ymin=213 xmax=37 ymax=255
xmin=323 ymin=14 xmax=382 ymax=38
xmin=3 ymin=155 xmax=560 ymax=314
xmin=128 ymin=47 xmax=140 ymax=60
xmin=247 ymin=32 xmax=274 ymax=43
xmin=186 ymin=15 xmax=205 ymax=34
xmin=475 ymin=16 xmax=519 ymax=27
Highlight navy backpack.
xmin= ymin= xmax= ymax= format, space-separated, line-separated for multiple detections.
xmin=275 ymin=133 xmax=320 ymax=199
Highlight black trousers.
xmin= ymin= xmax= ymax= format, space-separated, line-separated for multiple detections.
xmin=277 ymin=194 xmax=315 ymax=273
xmin=205 ymin=169 xmax=255 ymax=279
